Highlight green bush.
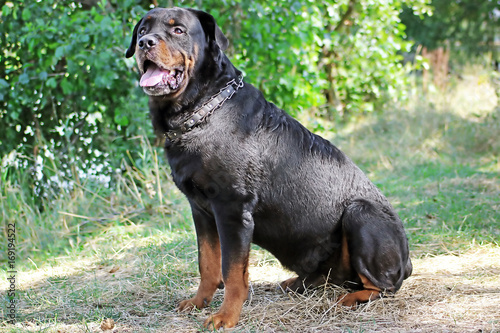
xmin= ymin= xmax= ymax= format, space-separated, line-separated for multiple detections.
xmin=225 ymin=0 xmax=430 ymax=115
xmin=1 ymin=0 xmax=150 ymax=200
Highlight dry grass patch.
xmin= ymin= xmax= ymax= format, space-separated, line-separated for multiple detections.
xmin=2 ymin=244 xmax=499 ymax=332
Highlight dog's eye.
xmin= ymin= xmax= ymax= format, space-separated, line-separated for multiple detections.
xmin=173 ymin=27 xmax=184 ymax=35
xmin=139 ymin=27 xmax=146 ymax=36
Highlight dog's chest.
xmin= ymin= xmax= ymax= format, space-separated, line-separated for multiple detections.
xmin=165 ymin=130 xmax=262 ymax=210
xmin=165 ymin=141 xmax=236 ymax=201
xmin=165 ymin=145 xmax=203 ymax=195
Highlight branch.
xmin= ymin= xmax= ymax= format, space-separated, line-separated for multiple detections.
xmin=334 ymin=0 xmax=357 ymax=32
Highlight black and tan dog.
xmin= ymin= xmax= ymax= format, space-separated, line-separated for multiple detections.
xmin=126 ymin=7 xmax=412 ymax=329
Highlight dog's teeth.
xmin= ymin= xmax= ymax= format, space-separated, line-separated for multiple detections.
xmin=177 ymin=72 xmax=183 ymax=85
xmin=168 ymin=76 xmax=177 ymax=88
xmin=157 ymin=69 xmax=182 ymax=89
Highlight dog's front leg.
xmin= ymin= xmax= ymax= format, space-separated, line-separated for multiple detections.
xmin=203 ymin=200 xmax=255 ymax=330
xmin=178 ymin=206 xmax=223 ymax=312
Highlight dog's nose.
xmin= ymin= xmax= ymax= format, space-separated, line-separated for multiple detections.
xmin=138 ymin=35 xmax=158 ymax=51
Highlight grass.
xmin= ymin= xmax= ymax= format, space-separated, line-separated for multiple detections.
xmin=1 ymin=67 xmax=499 ymax=332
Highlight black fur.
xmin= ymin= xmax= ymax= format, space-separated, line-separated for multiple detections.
xmin=127 ymin=7 xmax=412 ymax=327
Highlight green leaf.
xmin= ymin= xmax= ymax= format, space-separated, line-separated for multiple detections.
xmin=114 ymin=114 xmax=129 ymax=126
xmin=39 ymin=71 xmax=48 ymax=81
xmin=55 ymin=46 xmax=65 ymax=59
xmin=18 ymin=73 xmax=30 ymax=85
xmin=80 ymin=34 xmax=90 ymax=43
xmin=60 ymin=78 xmax=72 ymax=95
xmin=2 ymin=4 xmax=11 ymax=16
xmin=46 ymin=77 xmax=57 ymax=88
xmin=21 ymin=7 xmax=31 ymax=20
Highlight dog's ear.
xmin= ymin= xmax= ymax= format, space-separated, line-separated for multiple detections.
xmin=125 ymin=18 xmax=143 ymax=58
xmin=187 ymin=9 xmax=229 ymax=51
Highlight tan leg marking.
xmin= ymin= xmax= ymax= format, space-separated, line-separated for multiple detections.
xmin=341 ymin=231 xmax=351 ymax=270
xmin=177 ymin=239 xmax=222 ymax=312
xmin=203 ymin=260 xmax=249 ymax=329
xmin=338 ymin=273 xmax=382 ymax=308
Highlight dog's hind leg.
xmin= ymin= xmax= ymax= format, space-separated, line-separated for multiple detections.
xmin=336 ymin=198 xmax=412 ymax=307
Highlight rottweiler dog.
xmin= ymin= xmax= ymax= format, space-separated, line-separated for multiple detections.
xmin=126 ymin=7 xmax=412 ymax=329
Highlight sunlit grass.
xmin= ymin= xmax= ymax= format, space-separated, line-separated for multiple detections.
xmin=1 ymin=135 xmax=192 ymax=271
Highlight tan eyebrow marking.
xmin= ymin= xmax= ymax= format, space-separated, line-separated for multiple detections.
xmin=169 ymin=19 xmax=175 ymax=25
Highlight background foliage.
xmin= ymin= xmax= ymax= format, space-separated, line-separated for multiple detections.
xmin=1 ymin=0 xmax=150 ymax=202
xmin=401 ymin=0 xmax=499 ymax=56
xmin=1 ymin=0 xmax=431 ymax=191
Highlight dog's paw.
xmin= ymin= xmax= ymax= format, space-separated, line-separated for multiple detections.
xmin=177 ymin=297 xmax=207 ymax=312
xmin=279 ymin=277 xmax=298 ymax=291
xmin=203 ymin=311 xmax=239 ymax=330
xmin=336 ymin=289 xmax=381 ymax=308
xmin=336 ymin=293 xmax=359 ymax=308
xmin=279 ymin=276 xmax=307 ymax=293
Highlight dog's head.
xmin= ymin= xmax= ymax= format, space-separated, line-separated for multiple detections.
xmin=126 ymin=7 xmax=228 ymax=98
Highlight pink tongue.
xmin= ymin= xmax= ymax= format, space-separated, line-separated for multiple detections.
xmin=140 ymin=65 xmax=170 ymax=87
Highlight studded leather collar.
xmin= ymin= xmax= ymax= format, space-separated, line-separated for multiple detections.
xmin=165 ymin=75 xmax=244 ymax=142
